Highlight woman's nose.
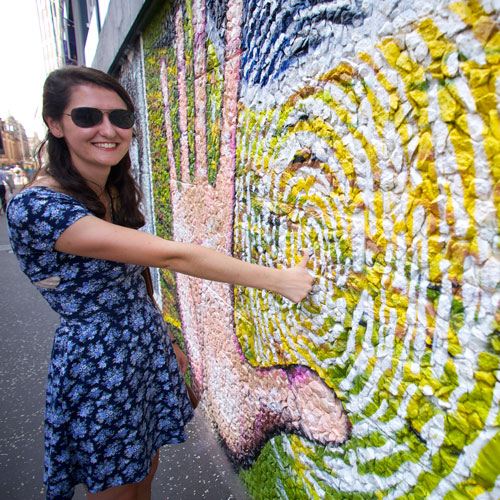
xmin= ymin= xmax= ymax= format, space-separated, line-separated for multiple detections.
xmin=99 ymin=113 xmax=116 ymax=135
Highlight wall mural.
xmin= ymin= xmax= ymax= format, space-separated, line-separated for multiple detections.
xmin=140 ymin=0 xmax=500 ymax=498
xmin=118 ymin=41 xmax=156 ymax=234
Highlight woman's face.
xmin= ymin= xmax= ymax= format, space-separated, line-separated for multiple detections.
xmin=46 ymin=84 xmax=133 ymax=179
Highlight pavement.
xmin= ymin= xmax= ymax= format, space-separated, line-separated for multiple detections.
xmin=0 ymin=191 xmax=250 ymax=500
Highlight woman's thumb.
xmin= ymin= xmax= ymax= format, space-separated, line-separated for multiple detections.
xmin=298 ymin=248 xmax=310 ymax=267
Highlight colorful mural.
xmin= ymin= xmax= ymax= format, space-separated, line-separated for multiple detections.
xmin=139 ymin=0 xmax=500 ymax=498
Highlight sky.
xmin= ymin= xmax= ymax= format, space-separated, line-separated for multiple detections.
xmin=0 ymin=0 xmax=47 ymax=138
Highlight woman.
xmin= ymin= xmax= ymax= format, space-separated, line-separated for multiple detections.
xmin=6 ymin=66 xmax=312 ymax=500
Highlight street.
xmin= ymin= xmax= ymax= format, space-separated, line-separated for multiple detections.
xmin=0 ymin=206 xmax=248 ymax=500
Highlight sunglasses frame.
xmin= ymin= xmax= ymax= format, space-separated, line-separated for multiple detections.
xmin=63 ymin=107 xmax=135 ymax=129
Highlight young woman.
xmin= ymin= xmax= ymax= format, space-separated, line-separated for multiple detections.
xmin=6 ymin=66 xmax=313 ymax=500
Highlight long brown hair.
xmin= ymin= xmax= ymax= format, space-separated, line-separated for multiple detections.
xmin=38 ymin=66 xmax=145 ymax=229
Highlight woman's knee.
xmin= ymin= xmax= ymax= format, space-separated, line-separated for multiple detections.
xmin=85 ymin=452 xmax=159 ymax=500
xmin=139 ymin=451 xmax=160 ymax=487
xmin=86 ymin=482 xmax=139 ymax=500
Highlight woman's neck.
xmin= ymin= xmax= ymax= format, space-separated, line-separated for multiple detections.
xmin=79 ymin=169 xmax=111 ymax=196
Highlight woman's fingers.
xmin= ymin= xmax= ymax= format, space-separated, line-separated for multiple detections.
xmin=298 ymin=248 xmax=310 ymax=267
xmin=280 ymin=252 xmax=314 ymax=303
xmin=173 ymin=344 xmax=189 ymax=374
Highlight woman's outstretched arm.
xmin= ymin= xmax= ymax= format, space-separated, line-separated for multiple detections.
xmin=54 ymin=215 xmax=313 ymax=302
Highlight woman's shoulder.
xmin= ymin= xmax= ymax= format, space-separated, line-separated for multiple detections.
xmin=8 ymin=183 xmax=92 ymax=242
xmin=8 ymin=180 xmax=89 ymax=220
xmin=14 ymin=174 xmax=73 ymax=201
xmin=25 ymin=174 xmax=66 ymax=193
xmin=10 ymin=185 xmax=69 ymax=210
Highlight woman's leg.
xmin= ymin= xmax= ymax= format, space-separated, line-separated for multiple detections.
xmin=86 ymin=483 xmax=138 ymax=500
xmin=85 ymin=451 xmax=160 ymax=500
xmin=137 ymin=451 xmax=159 ymax=500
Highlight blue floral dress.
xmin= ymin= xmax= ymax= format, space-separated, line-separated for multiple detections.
xmin=7 ymin=187 xmax=194 ymax=499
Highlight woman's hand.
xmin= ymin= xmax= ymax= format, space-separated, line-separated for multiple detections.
xmin=278 ymin=250 xmax=314 ymax=303
xmin=173 ymin=343 xmax=189 ymax=375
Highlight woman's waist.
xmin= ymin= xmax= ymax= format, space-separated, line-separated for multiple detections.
xmin=41 ymin=281 xmax=150 ymax=318
xmin=54 ymin=294 xmax=161 ymax=324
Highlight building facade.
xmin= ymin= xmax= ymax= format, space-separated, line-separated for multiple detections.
xmin=35 ymin=0 xmax=91 ymax=71
xmin=0 ymin=116 xmax=30 ymax=167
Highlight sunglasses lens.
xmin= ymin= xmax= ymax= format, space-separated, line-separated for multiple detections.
xmin=70 ymin=107 xmax=103 ymax=128
xmin=69 ymin=108 xmax=135 ymax=129
xmin=109 ymin=109 xmax=135 ymax=129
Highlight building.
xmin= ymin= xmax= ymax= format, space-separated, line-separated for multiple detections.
xmin=35 ymin=0 xmax=90 ymax=71
xmin=0 ymin=116 xmax=30 ymax=167
xmin=35 ymin=0 xmax=115 ymax=71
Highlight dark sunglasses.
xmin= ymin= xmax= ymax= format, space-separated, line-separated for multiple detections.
xmin=64 ymin=107 xmax=135 ymax=129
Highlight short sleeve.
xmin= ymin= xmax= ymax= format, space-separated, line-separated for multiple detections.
xmin=7 ymin=188 xmax=92 ymax=252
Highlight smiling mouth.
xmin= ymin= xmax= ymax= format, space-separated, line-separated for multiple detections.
xmin=93 ymin=143 xmax=119 ymax=149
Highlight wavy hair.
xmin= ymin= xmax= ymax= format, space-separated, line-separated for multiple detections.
xmin=37 ymin=66 xmax=145 ymax=229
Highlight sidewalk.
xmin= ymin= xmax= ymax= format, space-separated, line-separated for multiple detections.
xmin=0 ymin=197 xmax=249 ymax=500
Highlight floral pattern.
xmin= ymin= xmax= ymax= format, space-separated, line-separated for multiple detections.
xmin=7 ymin=187 xmax=193 ymax=499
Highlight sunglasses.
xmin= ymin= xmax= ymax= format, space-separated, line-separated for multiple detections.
xmin=64 ymin=107 xmax=135 ymax=129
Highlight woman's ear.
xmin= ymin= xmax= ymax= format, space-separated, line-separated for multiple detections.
xmin=45 ymin=116 xmax=64 ymax=138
